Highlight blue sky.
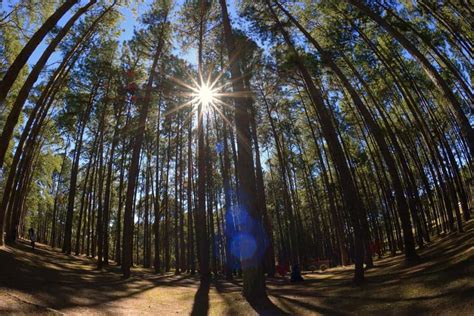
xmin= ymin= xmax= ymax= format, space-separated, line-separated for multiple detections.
xmin=9 ymin=0 xmax=241 ymax=69
xmin=117 ymin=0 xmax=241 ymax=66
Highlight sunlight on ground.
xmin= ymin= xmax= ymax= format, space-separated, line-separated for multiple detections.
xmin=0 ymin=221 xmax=473 ymax=315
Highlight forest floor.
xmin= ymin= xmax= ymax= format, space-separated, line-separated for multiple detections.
xmin=0 ymin=220 xmax=473 ymax=315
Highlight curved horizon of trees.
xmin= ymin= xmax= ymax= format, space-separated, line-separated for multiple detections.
xmin=0 ymin=0 xmax=472 ymax=300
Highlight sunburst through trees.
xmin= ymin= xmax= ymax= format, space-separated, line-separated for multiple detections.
xmin=0 ymin=0 xmax=472 ymax=313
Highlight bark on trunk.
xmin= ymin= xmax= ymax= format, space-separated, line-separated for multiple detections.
xmin=220 ymin=0 xmax=267 ymax=298
xmin=0 ymin=0 xmax=78 ymax=106
xmin=266 ymin=0 xmax=365 ymax=284
xmin=0 ymin=0 xmax=97 ymax=169
xmin=122 ymin=15 xmax=167 ymax=277
xmin=346 ymin=0 xmax=474 ymax=155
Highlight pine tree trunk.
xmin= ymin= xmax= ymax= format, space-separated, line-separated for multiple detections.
xmin=174 ymin=116 xmax=181 ymax=274
xmin=0 ymin=0 xmax=97 ymax=169
xmin=267 ymin=1 xmax=365 ymax=284
xmin=75 ymin=144 xmax=96 ymax=255
xmin=122 ymin=14 xmax=167 ymax=278
xmin=246 ymin=78 xmax=275 ymax=277
xmin=96 ymin=128 xmax=106 ymax=269
xmin=63 ymin=86 xmax=96 ymax=254
xmin=163 ymin=131 xmax=172 ymax=272
xmin=103 ymin=102 xmax=124 ymax=264
xmin=196 ymin=1 xmax=210 ymax=280
xmin=346 ymin=0 xmax=473 ymax=155
xmin=115 ymin=146 xmax=126 ymax=265
xmin=276 ymin=0 xmax=418 ymax=261
xmin=220 ymin=0 xmax=267 ymax=298
xmin=187 ymin=121 xmax=195 ymax=274
xmin=0 ymin=0 xmax=78 ymax=106
xmin=260 ymin=88 xmax=298 ymax=265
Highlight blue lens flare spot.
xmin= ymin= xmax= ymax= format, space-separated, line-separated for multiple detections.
xmin=230 ymin=232 xmax=257 ymax=260
xmin=215 ymin=141 xmax=223 ymax=154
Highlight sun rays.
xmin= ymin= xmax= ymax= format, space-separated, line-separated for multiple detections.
xmin=190 ymin=79 xmax=220 ymax=113
xmin=165 ymin=64 xmax=255 ymax=140
xmin=168 ymin=71 xmax=226 ymax=124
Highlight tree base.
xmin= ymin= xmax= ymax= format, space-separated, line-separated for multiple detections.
xmin=353 ymin=275 xmax=365 ymax=285
xmin=405 ymin=252 xmax=420 ymax=263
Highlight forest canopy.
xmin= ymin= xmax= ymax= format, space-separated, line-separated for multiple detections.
xmin=0 ymin=0 xmax=472 ymax=303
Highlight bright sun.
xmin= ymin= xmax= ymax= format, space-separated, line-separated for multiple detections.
xmin=198 ymin=83 xmax=215 ymax=107
xmin=175 ymin=75 xmax=223 ymax=117
xmin=191 ymin=80 xmax=220 ymax=113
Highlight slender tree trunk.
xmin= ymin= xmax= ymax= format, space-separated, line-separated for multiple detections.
xmin=0 ymin=0 xmax=97 ymax=169
xmin=96 ymin=127 xmax=106 ymax=269
xmin=122 ymin=13 xmax=167 ymax=278
xmin=178 ymin=136 xmax=186 ymax=273
xmin=246 ymin=78 xmax=275 ymax=277
xmin=115 ymin=140 xmax=128 ymax=265
xmin=220 ymin=0 xmax=266 ymax=298
xmin=345 ymin=0 xmax=473 ymax=155
xmin=0 ymin=0 xmax=78 ymax=106
xmin=153 ymin=93 xmax=163 ymax=273
xmin=275 ymin=0 xmax=418 ymax=261
xmin=103 ymin=104 xmax=124 ymax=264
xmin=175 ymin=115 xmax=181 ymax=274
xmin=266 ymin=1 xmax=365 ymax=284
xmin=220 ymin=111 xmax=233 ymax=280
xmin=187 ymin=121 xmax=195 ymax=274
xmin=75 ymin=144 xmax=97 ymax=255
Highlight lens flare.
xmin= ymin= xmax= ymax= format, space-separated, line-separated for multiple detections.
xmin=189 ymin=80 xmax=221 ymax=114
xmin=198 ymin=82 xmax=215 ymax=107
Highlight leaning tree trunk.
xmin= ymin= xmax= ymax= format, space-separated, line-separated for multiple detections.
xmin=298 ymin=93 xmax=347 ymax=264
xmin=266 ymin=0 xmax=366 ymax=284
xmin=0 ymin=5 xmax=103 ymax=245
xmin=276 ymin=2 xmax=417 ymax=260
xmin=275 ymin=1 xmax=419 ymax=261
xmin=345 ymin=0 xmax=473 ymax=156
xmin=0 ymin=0 xmax=97 ymax=169
xmin=0 ymin=0 xmax=78 ymax=106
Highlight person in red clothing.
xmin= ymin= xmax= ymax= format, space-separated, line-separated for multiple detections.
xmin=276 ymin=261 xmax=290 ymax=277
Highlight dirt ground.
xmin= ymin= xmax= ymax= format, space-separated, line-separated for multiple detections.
xmin=0 ymin=220 xmax=473 ymax=315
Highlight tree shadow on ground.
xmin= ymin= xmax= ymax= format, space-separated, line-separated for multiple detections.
xmin=190 ymin=278 xmax=210 ymax=316
xmin=265 ymin=220 xmax=474 ymax=315
xmin=213 ymin=277 xmax=289 ymax=315
xmin=0 ymin=240 xmax=197 ymax=313
xmin=246 ymin=296 xmax=289 ymax=316
xmin=0 ymin=220 xmax=472 ymax=315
